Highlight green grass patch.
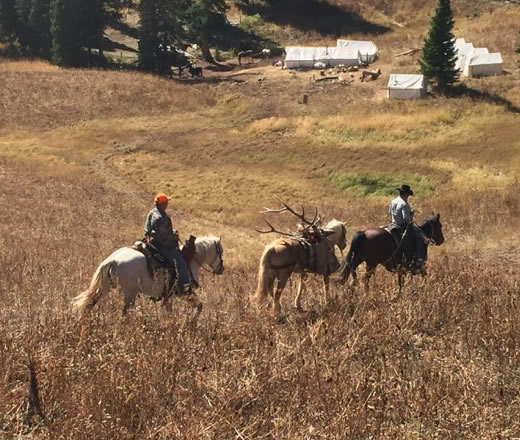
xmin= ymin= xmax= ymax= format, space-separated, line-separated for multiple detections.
xmin=327 ymin=172 xmax=436 ymax=197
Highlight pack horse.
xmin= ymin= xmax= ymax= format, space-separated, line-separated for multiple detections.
xmin=253 ymin=197 xmax=340 ymax=317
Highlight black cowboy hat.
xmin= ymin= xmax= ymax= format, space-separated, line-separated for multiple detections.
xmin=397 ymin=184 xmax=414 ymax=195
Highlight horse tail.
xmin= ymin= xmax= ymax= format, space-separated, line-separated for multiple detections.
xmin=253 ymin=244 xmax=275 ymax=303
xmin=72 ymin=258 xmax=115 ymax=315
xmin=339 ymin=231 xmax=365 ymax=282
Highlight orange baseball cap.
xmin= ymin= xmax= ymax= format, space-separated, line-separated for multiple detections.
xmin=154 ymin=193 xmax=172 ymax=204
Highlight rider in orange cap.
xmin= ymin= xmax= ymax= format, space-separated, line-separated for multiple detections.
xmin=144 ymin=193 xmax=191 ymax=295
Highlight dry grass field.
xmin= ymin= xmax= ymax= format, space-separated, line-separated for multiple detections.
xmin=1 ymin=2 xmax=520 ymax=438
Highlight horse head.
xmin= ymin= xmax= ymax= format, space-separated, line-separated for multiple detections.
xmin=210 ymin=238 xmax=224 ymax=275
xmin=422 ymin=213 xmax=444 ymax=245
xmin=325 ymin=219 xmax=348 ymax=251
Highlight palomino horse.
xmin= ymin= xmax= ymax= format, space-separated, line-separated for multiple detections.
xmin=294 ymin=219 xmax=347 ymax=310
xmin=339 ymin=214 xmax=444 ymax=292
xmin=253 ymin=198 xmax=340 ymax=317
xmin=72 ymin=236 xmax=224 ymax=322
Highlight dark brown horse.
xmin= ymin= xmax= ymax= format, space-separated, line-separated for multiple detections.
xmin=339 ymin=213 xmax=444 ymax=292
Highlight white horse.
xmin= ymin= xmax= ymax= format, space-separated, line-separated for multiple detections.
xmin=72 ymin=236 xmax=224 ymax=321
xmin=294 ymin=219 xmax=347 ymax=310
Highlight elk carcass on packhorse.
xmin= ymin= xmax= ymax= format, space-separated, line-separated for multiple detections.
xmin=294 ymin=219 xmax=347 ymax=310
xmin=253 ymin=197 xmax=340 ymax=317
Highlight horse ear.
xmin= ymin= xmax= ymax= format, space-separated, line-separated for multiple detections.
xmin=436 ymin=213 xmax=440 ymax=221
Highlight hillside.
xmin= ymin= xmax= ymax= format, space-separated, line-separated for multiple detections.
xmin=1 ymin=2 xmax=520 ymax=438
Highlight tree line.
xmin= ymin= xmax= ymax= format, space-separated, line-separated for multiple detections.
xmin=0 ymin=0 xmax=230 ymax=70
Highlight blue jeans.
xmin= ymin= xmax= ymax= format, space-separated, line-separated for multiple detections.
xmin=406 ymin=225 xmax=425 ymax=261
xmin=159 ymin=247 xmax=191 ymax=291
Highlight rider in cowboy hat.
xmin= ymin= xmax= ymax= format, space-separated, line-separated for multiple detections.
xmin=389 ymin=184 xmax=425 ymax=272
xmin=144 ymin=193 xmax=192 ymax=295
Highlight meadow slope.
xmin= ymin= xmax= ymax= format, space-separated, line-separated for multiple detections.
xmin=1 ymin=3 xmax=520 ymax=438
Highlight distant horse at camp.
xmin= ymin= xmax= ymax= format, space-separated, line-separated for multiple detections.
xmin=339 ymin=214 xmax=444 ymax=293
xmin=253 ymin=197 xmax=340 ymax=317
xmin=261 ymin=48 xmax=271 ymax=59
xmin=188 ymin=64 xmax=203 ymax=77
xmin=72 ymin=236 xmax=224 ymax=324
xmin=294 ymin=219 xmax=347 ymax=310
xmin=238 ymin=50 xmax=254 ymax=65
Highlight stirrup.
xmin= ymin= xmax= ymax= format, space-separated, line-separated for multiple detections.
xmin=177 ymin=284 xmax=192 ymax=296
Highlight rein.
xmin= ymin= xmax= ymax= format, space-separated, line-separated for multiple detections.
xmin=382 ymin=220 xmax=436 ymax=268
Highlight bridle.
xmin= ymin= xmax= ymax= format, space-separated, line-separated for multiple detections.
xmin=419 ymin=219 xmax=442 ymax=245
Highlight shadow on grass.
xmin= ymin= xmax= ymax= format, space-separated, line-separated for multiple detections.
xmin=236 ymin=0 xmax=390 ymax=37
xmin=102 ymin=36 xmax=138 ymax=54
xmin=449 ymin=84 xmax=520 ymax=114
xmin=109 ymin=19 xmax=139 ymax=41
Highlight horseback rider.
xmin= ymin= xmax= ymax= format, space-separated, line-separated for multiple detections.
xmin=144 ymin=193 xmax=192 ymax=295
xmin=389 ymin=184 xmax=425 ymax=271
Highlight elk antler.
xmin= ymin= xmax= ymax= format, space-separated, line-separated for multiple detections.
xmin=261 ymin=195 xmax=321 ymax=229
xmin=255 ymin=218 xmax=298 ymax=237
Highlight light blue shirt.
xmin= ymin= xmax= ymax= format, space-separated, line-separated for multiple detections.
xmin=389 ymin=196 xmax=413 ymax=225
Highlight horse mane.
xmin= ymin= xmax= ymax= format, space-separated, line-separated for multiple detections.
xmin=194 ymin=235 xmax=221 ymax=254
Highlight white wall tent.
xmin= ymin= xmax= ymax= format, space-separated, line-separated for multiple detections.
xmin=454 ymin=37 xmax=503 ymax=77
xmin=328 ymin=47 xmax=361 ymax=66
xmin=455 ymin=41 xmax=474 ymax=72
xmin=387 ymin=74 xmax=427 ymax=99
xmin=284 ymin=47 xmax=334 ymax=68
xmin=336 ymin=40 xmax=378 ymax=63
xmin=465 ymin=52 xmax=503 ymax=77
xmin=284 ymin=46 xmax=360 ymax=68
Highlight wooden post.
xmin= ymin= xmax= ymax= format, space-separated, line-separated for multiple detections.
xmin=302 ymin=94 xmax=308 ymax=104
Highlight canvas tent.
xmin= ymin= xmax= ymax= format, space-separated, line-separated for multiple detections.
xmin=284 ymin=46 xmax=361 ymax=68
xmin=454 ymin=37 xmax=502 ymax=77
xmin=336 ymin=40 xmax=378 ymax=63
xmin=454 ymin=40 xmax=474 ymax=72
xmin=328 ymin=47 xmax=361 ymax=66
xmin=465 ymin=52 xmax=502 ymax=77
xmin=284 ymin=47 xmax=334 ymax=68
xmin=387 ymin=74 xmax=427 ymax=99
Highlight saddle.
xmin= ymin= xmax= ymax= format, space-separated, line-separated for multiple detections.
xmin=382 ymin=223 xmax=404 ymax=247
xmin=131 ymin=241 xmax=178 ymax=300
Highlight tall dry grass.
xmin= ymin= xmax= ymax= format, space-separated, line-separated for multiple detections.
xmin=1 ymin=152 xmax=520 ymax=439
xmin=1 ymin=4 xmax=520 ymax=435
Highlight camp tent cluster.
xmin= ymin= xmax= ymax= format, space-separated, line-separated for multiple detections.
xmin=284 ymin=40 xmax=378 ymax=69
xmin=387 ymin=74 xmax=428 ymax=100
xmin=454 ymin=38 xmax=503 ymax=77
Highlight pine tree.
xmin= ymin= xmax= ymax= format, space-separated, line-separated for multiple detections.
xmin=28 ymin=0 xmax=51 ymax=56
xmin=137 ymin=0 xmax=159 ymax=70
xmin=419 ymin=0 xmax=458 ymax=91
xmin=50 ymin=0 xmax=80 ymax=66
xmin=0 ymin=0 xmax=17 ymax=42
xmin=138 ymin=0 xmax=185 ymax=72
xmin=78 ymin=0 xmax=105 ymax=61
xmin=186 ymin=0 xmax=228 ymax=62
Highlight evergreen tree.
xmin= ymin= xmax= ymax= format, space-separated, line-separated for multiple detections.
xmin=78 ymin=0 xmax=105 ymax=61
xmin=0 ymin=0 xmax=17 ymax=42
xmin=419 ymin=0 xmax=458 ymax=91
xmin=138 ymin=0 xmax=185 ymax=72
xmin=50 ymin=0 xmax=80 ymax=66
xmin=137 ymin=0 xmax=159 ymax=70
xmin=28 ymin=0 xmax=51 ymax=56
xmin=14 ymin=0 xmax=34 ymax=50
xmin=186 ymin=0 xmax=228 ymax=62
